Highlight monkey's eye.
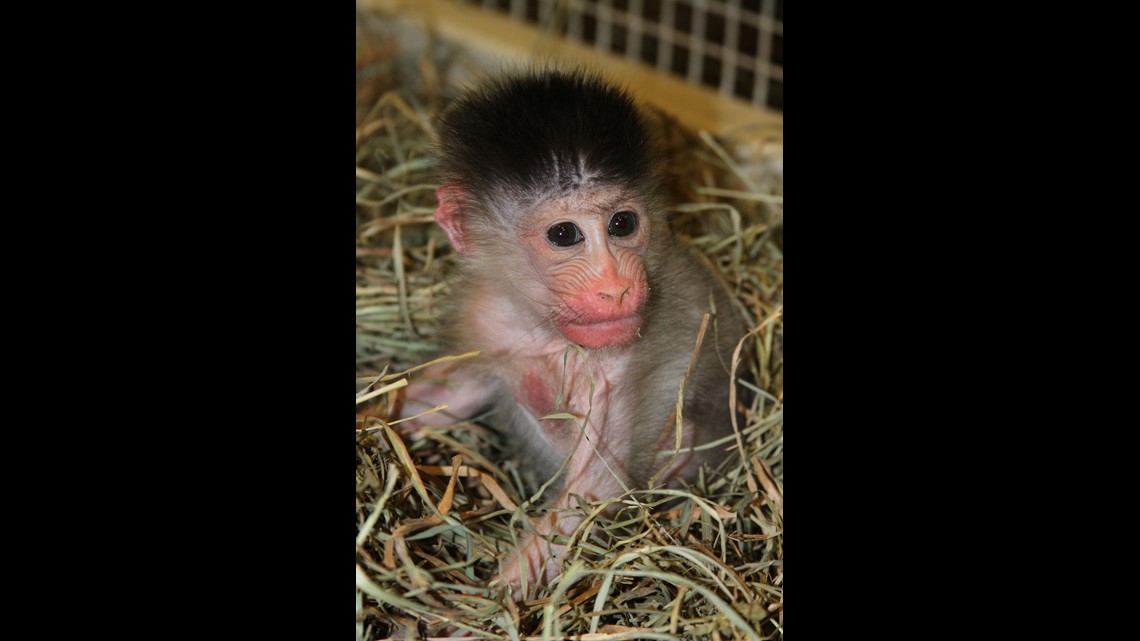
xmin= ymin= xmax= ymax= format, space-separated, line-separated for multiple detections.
xmin=608 ymin=211 xmax=638 ymax=237
xmin=547 ymin=222 xmax=583 ymax=247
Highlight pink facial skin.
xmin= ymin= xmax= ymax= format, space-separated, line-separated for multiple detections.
xmin=525 ymin=188 xmax=650 ymax=349
xmin=436 ymin=182 xmax=651 ymax=350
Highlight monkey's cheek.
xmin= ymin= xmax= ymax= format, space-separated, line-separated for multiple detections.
xmin=557 ymin=315 xmax=642 ymax=350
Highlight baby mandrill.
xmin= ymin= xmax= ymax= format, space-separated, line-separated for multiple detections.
xmin=397 ymin=68 xmax=746 ymax=598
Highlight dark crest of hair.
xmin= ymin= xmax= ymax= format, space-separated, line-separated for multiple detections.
xmin=436 ymin=69 xmax=658 ymax=205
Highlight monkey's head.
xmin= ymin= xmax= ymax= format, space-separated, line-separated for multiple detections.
xmin=434 ymin=69 xmax=666 ymax=350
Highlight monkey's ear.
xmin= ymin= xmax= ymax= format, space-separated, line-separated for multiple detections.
xmin=435 ymin=182 xmax=469 ymax=255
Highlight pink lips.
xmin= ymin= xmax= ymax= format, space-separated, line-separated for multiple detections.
xmin=557 ymin=315 xmax=642 ymax=349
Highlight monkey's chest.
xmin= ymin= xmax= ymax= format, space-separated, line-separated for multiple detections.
xmin=508 ymin=355 xmax=628 ymax=440
xmin=518 ymin=368 xmax=558 ymax=419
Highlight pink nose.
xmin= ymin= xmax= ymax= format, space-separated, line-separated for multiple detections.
xmin=597 ymin=286 xmax=631 ymax=306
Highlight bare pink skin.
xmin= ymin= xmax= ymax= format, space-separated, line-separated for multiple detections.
xmin=436 ymin=183 xmax=650 ymax=350
xmin=526 ymin=189 xmax=648 ymax=349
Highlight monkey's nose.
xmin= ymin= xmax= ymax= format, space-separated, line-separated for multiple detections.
xmin=597 ymin=286 xmax=631 ymax=306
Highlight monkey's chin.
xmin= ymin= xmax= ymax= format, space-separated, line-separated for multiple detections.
xmin=558 ymin=315 xmax=642 ymax=350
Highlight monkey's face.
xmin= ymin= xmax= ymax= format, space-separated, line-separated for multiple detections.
xmin=520 ymin=187 xmax=651 ymax=350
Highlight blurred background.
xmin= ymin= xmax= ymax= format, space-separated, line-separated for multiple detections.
xmin=435 ymin=0 xmax=781 ymax=110
xmin=356 ymin=0 xmax=782 ymax=148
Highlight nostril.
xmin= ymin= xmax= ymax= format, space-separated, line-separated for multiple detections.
xmin=598 ymin=287 xmax=631 ymax=306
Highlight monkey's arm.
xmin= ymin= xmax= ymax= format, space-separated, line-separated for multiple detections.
xmin=495 ymin=409 xmax=639 ymax=598
xmin=495 ymin=466 xmax=631 ymax=598
xmin=393 ymin=361 xmax=499 ymax=428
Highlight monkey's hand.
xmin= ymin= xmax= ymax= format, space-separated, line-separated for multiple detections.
xmin=494 ymin=508 xmax=587 ymax=600
xmin=495 ymin=531 xmax=564 ymax=601
xmin=391 ymin=362 xmax=497 ymax=431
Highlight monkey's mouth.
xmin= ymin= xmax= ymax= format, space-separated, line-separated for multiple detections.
xmin=557 ymin=314 xmax=642 ymax=350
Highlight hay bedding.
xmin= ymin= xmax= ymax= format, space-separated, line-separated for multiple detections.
xmin=356 ymin=10 xmax=783 ymax=640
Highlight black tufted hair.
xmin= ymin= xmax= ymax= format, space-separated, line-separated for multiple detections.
xmin=435 ymin=68 xmax=659 ymax=208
